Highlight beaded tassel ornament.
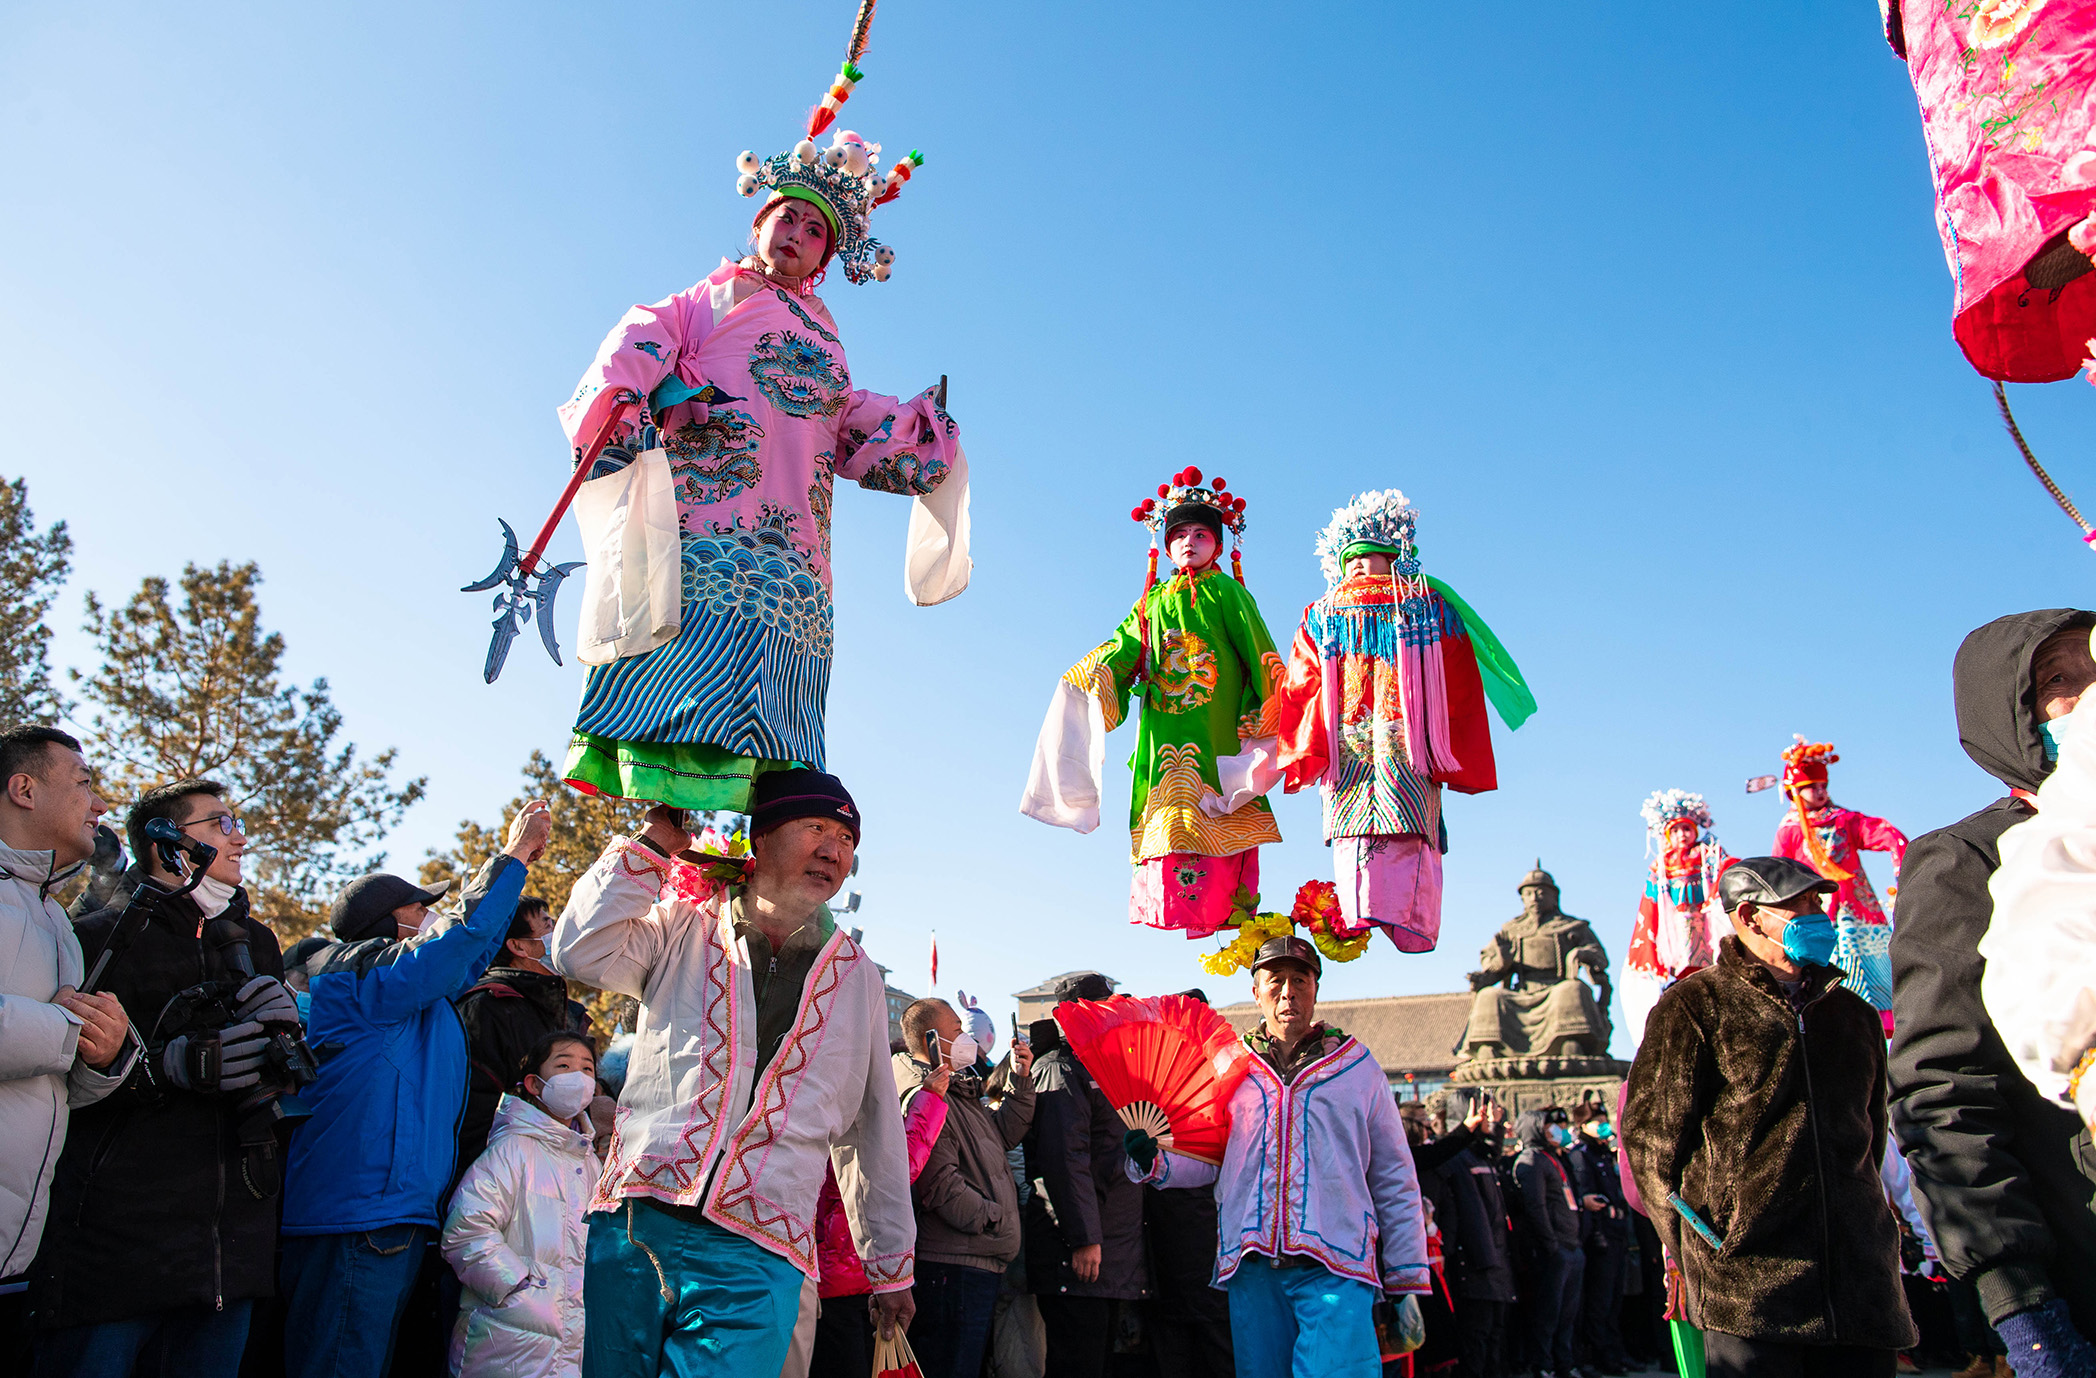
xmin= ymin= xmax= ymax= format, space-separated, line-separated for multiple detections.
xmin=732 ymin=0 xmax=924 ymax=285
xmin=1127 ymin=466 xmax=1248 ymax=682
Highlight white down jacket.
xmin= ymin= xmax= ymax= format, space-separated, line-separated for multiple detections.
xmin=0 ymin=842 xmax=133 ymax=1278
xmin=441 ymin=1095 xmax=600 ymax=1378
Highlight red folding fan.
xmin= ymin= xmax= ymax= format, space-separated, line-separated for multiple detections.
xmin=1055 ymin=994 xmax=1253 ymax=1165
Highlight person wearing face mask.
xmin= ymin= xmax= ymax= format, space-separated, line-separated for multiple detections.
xmin=892 ymin=998 xmax=1035 ymax=1378
xmin=454 ymin=896 xmax=594 ymax=1178
xmin=440 ymin=1030 xmax=602 ymax=1378
xmin=1623 ymin=856 xmax=1917 ymax=1378
xmin=279 ymin=801 xmax=551 ymax=1378
xmin=32 ymin=777 xmax=287 ymax=1378
xmin=1567 ymin=1105 xmax=1633 ymax=1376
xmin=1893 ymin=609 xmax=2096 ymax=1378
xmin=1510 ymin=1106 xmax=1586 ymax=1378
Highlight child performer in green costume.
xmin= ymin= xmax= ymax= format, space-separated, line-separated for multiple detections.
xmin=1021 ymin=467 xmax=1287 ymax=935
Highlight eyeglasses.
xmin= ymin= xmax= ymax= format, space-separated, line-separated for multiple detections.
xmin=183 ymin=812 xmax=242 ymax=837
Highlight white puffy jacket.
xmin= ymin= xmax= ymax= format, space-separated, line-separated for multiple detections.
xmin=441 ymin=1094 xmax=599 ymax=1378
xmin=0 ymin=842 xmax=134 ymax=1278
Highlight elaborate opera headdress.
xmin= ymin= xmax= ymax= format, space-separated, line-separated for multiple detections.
xmin=1314 ymin=489 xmax=1420 ymax=586
xmin=1780 ymin=736 xmax=1838 ymax=794
xmin=733 ymin=0 xmax=924 ymax=286
xmin=1641 ymin=788 xmax=1713 ymax=836
xmin=1128 ymin=466 xmax=1249 ymax=681
xmin=1778 ymin=735 xmax=1852 ymax=880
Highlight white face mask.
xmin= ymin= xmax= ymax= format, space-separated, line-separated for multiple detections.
xmin=945 ymin=1033 xmax=980 ymax=1071
xmin=192 ymin=874 xmax=238 ymax=919
xmin=534 ymin=1070 xmax=596 ymax=1122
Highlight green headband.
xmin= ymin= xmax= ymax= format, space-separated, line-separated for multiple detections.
xmin=1340 ymin=540 xmax=1408 ymax=563
xmin=770 ymin=186 xmax=842 ymax=243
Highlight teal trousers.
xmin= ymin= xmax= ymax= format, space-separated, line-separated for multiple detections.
xmin=583 ymin=1200 xmax=805 ymax=1378
xmin=1225 ymin=1254 xmax=1383 ymax=1378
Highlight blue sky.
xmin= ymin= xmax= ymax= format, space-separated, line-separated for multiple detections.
xmin=8 ymin=2 xmax=2094 ymax=1055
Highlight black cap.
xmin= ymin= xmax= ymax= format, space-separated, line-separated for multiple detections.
xmin=1161 ymin=502 xmax=1225 ymax=544
xmin=1716 ymin=857 xmax=1836 ymax=914
xmin=1250 ymin=935 xmax=1322 ymax=979
xmin=331 ymin=873 xmax=453 ymax=941
xmin=749 ymin=769 xmax=861 ymax=844
xmin=1053 ymin=971 xmax=1116 ymax=1003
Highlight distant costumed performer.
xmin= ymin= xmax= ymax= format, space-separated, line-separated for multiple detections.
xmin=1765 ymin=737 xmax=1907 ymax=1029
xmin=1021 ymin=468 xmax=1287 ymax=935
xmin=1264 ymin=490 xmax=1534 ymax=954
xmin=1884 ymin=1 xmax=2096 ymax=548
xmin=545 ymin=0 xmax=969 ymax=813
xmin=1622 ymin=789 xmax=1724 ymax=1051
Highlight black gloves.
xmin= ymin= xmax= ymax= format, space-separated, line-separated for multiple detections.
xmin=159 ymin=1021 xmax=270 ymax=1093
xmin=1124 ymin=1127 xmax=1160 ymax=1174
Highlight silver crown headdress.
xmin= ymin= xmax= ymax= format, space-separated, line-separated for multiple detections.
xmin=1314 ymin=489 xmax=1420 ymax=585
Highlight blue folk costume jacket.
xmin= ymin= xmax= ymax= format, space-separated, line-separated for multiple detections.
xmin=281 ymin=856 xmax=526 ymax=1235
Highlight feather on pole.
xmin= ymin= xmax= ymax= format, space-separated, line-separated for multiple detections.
xmin=845 ymin=0 xmax=877 ymax=64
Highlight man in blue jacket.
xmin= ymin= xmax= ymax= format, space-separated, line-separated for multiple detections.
xmin=279 ymin=800 xmax=550 ymax=1378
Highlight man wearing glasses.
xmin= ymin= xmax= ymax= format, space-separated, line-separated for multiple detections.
xmin=33 ymin=778 xmax=299 ymax=1378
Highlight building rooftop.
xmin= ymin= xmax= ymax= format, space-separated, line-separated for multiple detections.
xmin=1217 ymin=992 xmax=1473 ymax=1078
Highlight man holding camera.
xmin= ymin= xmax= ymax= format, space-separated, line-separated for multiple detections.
xmin=32 ymin=777 xmax=295 ymax=1377
xmin=279 ymin=799 xmax=549 ymax=1378
xmin=0 ymin=727 xmax=132 ymax=1365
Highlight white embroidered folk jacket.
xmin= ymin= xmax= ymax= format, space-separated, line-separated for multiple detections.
xmin=1130 ymin=1034 xmax=1430 ymax=1294
xmin=550 ymin=840 xmax=915 ymax=1291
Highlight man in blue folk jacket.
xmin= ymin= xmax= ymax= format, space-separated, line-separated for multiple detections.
xmin=279 ymin=801 xmax=551 ymax=1378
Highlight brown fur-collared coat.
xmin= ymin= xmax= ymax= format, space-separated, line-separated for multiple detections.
xmin=1622 ymin=937 xmax=1917 ymax=1349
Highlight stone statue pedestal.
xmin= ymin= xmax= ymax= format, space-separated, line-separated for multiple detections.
xmin=1444 ymin=1054 xmax=1631 ymax=1118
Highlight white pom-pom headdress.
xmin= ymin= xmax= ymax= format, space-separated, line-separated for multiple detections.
xmin=1315 ymin=490 xmax=1420 ymax=586
xmin=1641 ymin=788 xmax=1714 ymax=834
xmin=731 ymin=0 xmax=923 ymax=286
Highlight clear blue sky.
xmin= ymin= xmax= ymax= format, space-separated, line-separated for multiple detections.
xmin=9 ymin=2 xmax=2094 ymax=1054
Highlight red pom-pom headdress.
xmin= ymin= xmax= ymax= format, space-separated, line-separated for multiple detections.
xmin=1128 ymin=467 xmax=1251 ymax=682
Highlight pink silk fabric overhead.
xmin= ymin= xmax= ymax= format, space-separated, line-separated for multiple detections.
xmin=1892 ymin=0 xmax=2096 ymax=380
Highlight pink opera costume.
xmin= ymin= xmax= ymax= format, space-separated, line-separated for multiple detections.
xmin=1269 ymin=491 xmax=1535 ymax=953
xmin=553 ymin=46 xmax=968 ymax=813
xmin=1621 ymin=789 xmax=1724 ymax=1051
xmin=1767 ymin=737 xmax=1908 ymax=1030
xmin=1021 ymin=468 xmax=1287 ymax=937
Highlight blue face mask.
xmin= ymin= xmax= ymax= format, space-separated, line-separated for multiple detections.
xmin=1779 ymin=914 xmax=1838 ymax=967
xmin=1548 ymin=1124 xmax=1573 ymax=1148
xmin=2042 ymin=716 xmax=2069 ymax=763
xmin=1595 ymin=1122 xmax=1615 ymax=1141
xmin=293 ymin=989 xmax=312 ymax=1023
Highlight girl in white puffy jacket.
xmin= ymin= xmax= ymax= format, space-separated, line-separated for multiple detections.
xmin=442 ymin=1030 xmax=602 ymax=1378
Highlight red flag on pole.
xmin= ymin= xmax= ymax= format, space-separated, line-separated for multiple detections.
xmin=930 ymin=931 xmax=939 ymax=988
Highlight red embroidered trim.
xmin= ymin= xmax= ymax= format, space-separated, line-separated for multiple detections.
xmin=706 ymin=930 xmax=858 ymax=1272
xmin=593 ymin=894 xmax=739 ymax=1209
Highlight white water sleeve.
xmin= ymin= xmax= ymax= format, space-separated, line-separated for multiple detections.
xmin=1982 ymin=686 xmax=2096 ymax=1110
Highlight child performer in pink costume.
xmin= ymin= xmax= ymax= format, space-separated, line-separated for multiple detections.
xmin=553 ymin=29 xmax=967 ymax=814
xmin=1770 ymin=737 xmax=1908 ymax=1030
xmin=1621 ymin=789 xmax=1724 ymax=1051
xmin=1022 ymin=469 xmax=1286 ymax=937
xmin=1267 ymin=491 xmax=1534 ymax=953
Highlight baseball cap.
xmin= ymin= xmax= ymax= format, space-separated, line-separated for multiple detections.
xmin=1250 ymin=935 xmax=1322 ymax=979
xmin=1716 ymin=856 xmax=1836 ymax=914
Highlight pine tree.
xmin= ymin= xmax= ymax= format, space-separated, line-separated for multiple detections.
xmin=0 ymin=476 xmax=74 ymax=728
xmin=74 ymin=561 xmax=426 ymax=936
xmin=420 ymin=751 xmax=653 ymax=1034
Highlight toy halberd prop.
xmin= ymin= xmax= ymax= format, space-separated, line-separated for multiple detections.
xmin=1621 ymin=789 xmax=1724 ymax=1052
xmin=1021 ymin=467 xmax=1286 ymax=936
xmin=1756 ymin=736 xmax=1907 ymax=1027
xmin=1885 ymin=1 xmax=2096 ymax=547
xmin=1268 ymin=490 xmax=1532 ymax=955
xmin=465 ymin=0 xmax=971 ymax=815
